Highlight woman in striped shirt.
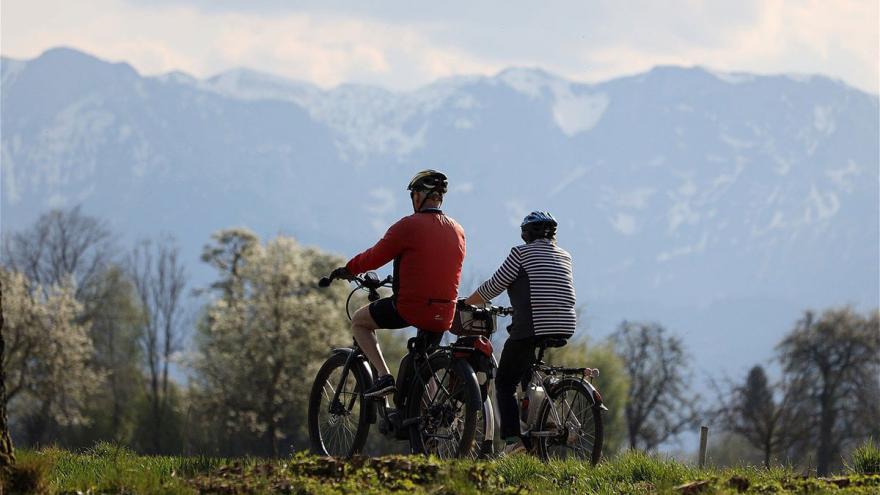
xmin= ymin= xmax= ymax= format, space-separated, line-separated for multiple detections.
xmin=462 ymin=211 xmax=577 ymax=454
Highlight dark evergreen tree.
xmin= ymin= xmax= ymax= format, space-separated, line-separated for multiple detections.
xmin=718 ymin=366 xmax=805 ymax=467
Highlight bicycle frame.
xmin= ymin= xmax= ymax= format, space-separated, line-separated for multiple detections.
xmin=326 ymin=336 xmax=463 ymax=442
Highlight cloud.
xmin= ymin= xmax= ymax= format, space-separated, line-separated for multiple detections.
xmin=2 ymin=0 xmax=877 ymax=92
xmin=2 ymin=0 xmax=504 ymax=89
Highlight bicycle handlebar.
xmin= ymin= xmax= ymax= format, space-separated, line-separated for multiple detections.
xmin=318 ymin=271 xmax=394 ymax=318
xmin=457 ymin=302 xmax=513 ymax=317
xmin=364 ymin=274 xmax=393 ymax=290
xmin=319 ymin=273 xmax=512 ymax=318
xmin=318 ymin=272 xmax=392 ymax=289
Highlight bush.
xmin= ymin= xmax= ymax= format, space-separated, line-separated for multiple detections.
xmin=849 ymin=439 xmax=880 ymax=475
xmin=1 ymin=457 xmax=50 ymax=495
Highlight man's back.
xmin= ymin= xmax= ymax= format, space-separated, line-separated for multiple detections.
xmin=347 ymin=209 xmax=465 ymax=331
xmin=394 ymin=211 xmax=465 ymax=328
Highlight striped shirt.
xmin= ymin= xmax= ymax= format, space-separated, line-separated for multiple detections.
xmin=477 ymin=238 xmax=577 ymax=339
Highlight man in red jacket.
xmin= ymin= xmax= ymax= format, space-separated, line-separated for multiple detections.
xmin=330 ymin=170 xmax=466 ymax=397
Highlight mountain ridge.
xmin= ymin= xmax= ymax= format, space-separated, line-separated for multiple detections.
xmin=5 ymin=47 xmax=872 ymax=98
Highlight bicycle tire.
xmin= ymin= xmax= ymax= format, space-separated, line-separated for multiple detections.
xmin=534 ymin=377 xmax=603 ymax=464
xmin=308 ymin=351 xmax=371 ymax=457
xmin=407 ymin=354 xmax=481 ymax=459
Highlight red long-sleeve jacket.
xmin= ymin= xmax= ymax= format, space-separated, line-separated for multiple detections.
xmin=346 ymin=209 xmax=466 ymax=332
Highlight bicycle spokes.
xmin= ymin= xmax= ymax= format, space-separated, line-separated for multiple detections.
xmin=417 ymin=368 xmax=468 ymax=457
xmin=317 ymin=366 xmax=362 ymax=456
xmin=545 ymin=387 xmax=595 ymax=457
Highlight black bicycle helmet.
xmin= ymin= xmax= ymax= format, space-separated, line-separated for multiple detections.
xmin=407 ymin=169 xmax=448 ymax=194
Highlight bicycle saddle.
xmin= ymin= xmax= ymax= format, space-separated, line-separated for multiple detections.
xmin=536 ymin=337 xmax=568 ymax=348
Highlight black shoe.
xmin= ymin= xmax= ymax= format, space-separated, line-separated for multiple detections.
xmin=364 ymin=375 xmax=396 ymax=398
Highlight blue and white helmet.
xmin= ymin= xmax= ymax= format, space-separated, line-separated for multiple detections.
xmin=521 ymin=211 xmax=558 ymax=241
xmin=521 ymin=211 xmax=558 ymax=228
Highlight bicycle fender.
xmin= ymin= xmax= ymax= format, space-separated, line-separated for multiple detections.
xmin=549 ymin=377 xmax=606 ymax=410
xmin=482 ymin=395 xmax=495 ymax=444
xmin=580 ymin=379 xmax=609 ymax=411
xmin=330 ymin=347 xmax=378 ymax=424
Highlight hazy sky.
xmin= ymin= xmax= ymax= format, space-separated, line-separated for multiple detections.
xmin=2 ymin=0 xmax=878 ymax=93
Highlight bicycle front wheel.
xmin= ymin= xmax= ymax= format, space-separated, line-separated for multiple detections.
xmin=308 ymin=351 xmax=371 ymax=457
xmin=407 ymin=354 xmax=481 ymax=459
xmin=534 ymin=378 xmax=603 ymax=464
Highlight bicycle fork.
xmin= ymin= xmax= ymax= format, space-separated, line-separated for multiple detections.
xmin=329 ymin=347 xmax=362 ymax=415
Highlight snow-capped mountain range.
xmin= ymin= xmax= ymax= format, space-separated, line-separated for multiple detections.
xmin=2 ymin=47 xmax=878 ymax=378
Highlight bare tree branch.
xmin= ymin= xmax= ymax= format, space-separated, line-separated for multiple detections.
xmin=612 ymin=321 xmax=699 ymax=451
xmin=127 ymin=236 xmax=187 ymax=454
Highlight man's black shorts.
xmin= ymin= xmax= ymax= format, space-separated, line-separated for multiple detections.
xmin=369 ymin=297 xmax=410 ymax=329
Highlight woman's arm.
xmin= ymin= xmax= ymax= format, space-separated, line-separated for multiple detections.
xmin=463 ymin=290 xmax=485 ymax=305
xmin=464 ymin=247 xmax=522 ymax=304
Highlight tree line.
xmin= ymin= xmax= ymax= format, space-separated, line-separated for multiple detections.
xmin=1 ymin=207 xmax=877 ymax=474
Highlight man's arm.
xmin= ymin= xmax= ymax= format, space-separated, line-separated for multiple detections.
xmin=345 ymin=219 xmax=406 ymax=275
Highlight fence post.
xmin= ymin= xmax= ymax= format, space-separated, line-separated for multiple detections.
xmin=698 ymin=426 xmax=709 ymax=468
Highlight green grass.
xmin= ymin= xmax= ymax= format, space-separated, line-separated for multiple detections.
xmin=4 ymin=444 xmax=880 ymax=494
xmin=848 ymin=439 xmax=880 ymax=475
xmin=9 ymin=442 xmax=232 ymax=494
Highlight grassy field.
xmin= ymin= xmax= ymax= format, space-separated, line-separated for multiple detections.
xmin=4 ymin=443 xmax=879 ymax=494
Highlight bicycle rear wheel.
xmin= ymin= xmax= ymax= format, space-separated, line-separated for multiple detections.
xmin=308 ymin=351 xmax=371 ymax=457
xmin=407 ymin=354 xmax=481 ymax=459
xmin=534 ymin=378 xmax=603 ymax=464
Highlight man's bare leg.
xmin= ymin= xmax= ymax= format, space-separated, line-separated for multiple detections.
xmin=351 ymin=305 xmax=391 ymax=377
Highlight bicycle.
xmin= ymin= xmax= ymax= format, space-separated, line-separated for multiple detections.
xmin=520 ymin=337 xmax=606 ymax=463
xmin=307 ymin=271 xmax=483 ymax=459
xmin=457 ymin=303 xmax=607 ymax=464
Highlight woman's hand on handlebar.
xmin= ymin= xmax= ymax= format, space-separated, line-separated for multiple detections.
xmin=457 ymin=299 xmax=513 ymax=316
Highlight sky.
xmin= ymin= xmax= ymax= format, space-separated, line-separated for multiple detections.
xmin=2 ymin=0 xmax=878 ymax=93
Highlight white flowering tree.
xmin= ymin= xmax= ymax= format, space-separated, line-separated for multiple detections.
xmin=193 ymin=231 xmax=350 ymax=456
xmin=1 ymin=268 xmax=101 ymax=445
